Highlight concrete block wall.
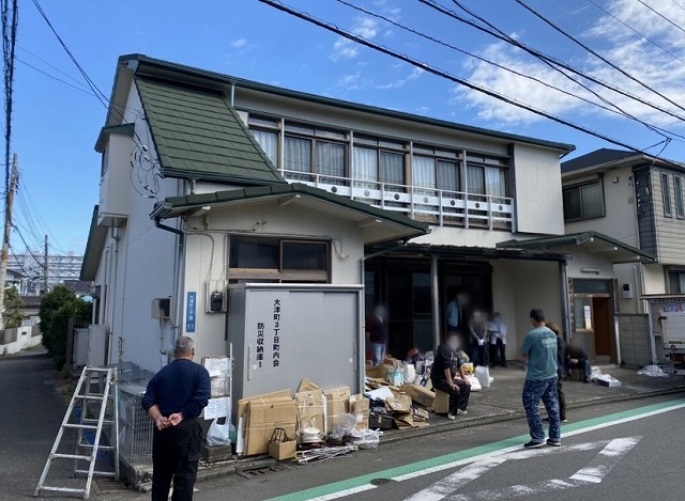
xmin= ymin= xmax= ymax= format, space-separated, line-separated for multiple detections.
xmin=617 ymin=314 xmax=662 ymax=367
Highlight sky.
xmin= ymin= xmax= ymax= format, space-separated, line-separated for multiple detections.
xmin=14 ymin=0 xmax=685 ymax=255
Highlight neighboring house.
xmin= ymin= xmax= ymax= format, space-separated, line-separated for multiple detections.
xmin=19 ymin=295 xmax=41 ymax=327
xmin=82 ymin=54 xmax=579 ymax=377
xmin=8 ymin=252 xmax=84 ymax=296
xmin=5 ymin=268 xmax=23 ymax=290
xmin=505 ymin=148 xmax=684 ymax=366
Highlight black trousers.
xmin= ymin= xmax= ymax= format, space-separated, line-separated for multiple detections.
xmin=433 ymin=378 xmax=471 ymax=415
xmin=557 ymin=378 xmax=566 ymax=421
xmin=489 ymin=340 xmax=507 ymax=367
xmin=152 ymin=418 xmax=201 ymax=501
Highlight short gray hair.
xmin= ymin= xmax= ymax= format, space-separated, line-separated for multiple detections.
xmin=175 ymin=336 xmax=194 ymax=356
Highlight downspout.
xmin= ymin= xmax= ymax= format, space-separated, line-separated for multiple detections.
xmin=154 ymin=217 xmax=186 ymax=355
xmin=430 ymin=254 xmax=441 ymax=350
xmin=559 ymin=259 xmax=571 ymax=343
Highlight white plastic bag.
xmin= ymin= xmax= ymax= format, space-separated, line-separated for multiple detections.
xmin=467 ymin=374 xmax=482 ymax=391
xmin=207 ymin=417 xmax=231 ymax=446
xmin=475 ymin=366 xmax=491 ymax=388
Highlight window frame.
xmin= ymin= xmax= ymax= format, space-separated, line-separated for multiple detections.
xmin=674 ymin=175 xmax=684 ymax=219
xmin=661 ymin=172 xmax=672 ymax=218
xmin=562 ymin=178 xmax=606 ymax=222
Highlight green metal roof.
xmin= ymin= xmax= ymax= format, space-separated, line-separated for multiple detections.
xmin=152 ymin=183 xmax=429 ymax=245
xmin=135 ymin=75 xmax=286 ymax=186
xmin=498 ymin=231 xmax=655 ymax=263
xmin=119 ymin=54 xmax=575 ymax=155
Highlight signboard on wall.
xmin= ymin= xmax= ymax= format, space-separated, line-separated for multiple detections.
xmin=186 ymin=291 xmax=197 ymax=333
xmin=649 ymin=297 xmax=685 ymax=336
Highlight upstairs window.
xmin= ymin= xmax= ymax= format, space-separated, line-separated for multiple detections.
xmin=563 ymin=180 xmax=604 ymax=221
xmin=284 ymin=122 xmax=347 ymax=183
xmin=675 ymin=175 xmax=684 ymax=219
xmin=248 ymin=114 xmax=279 ymax=165
xmin=661 ymin=172 xmax=673 ymax=218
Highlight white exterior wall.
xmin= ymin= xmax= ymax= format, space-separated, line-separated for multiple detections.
xmin=642 ymin=263 xmax=666 ymax=295
xmin=181 ymin=203 xmax=365 ymax=362
xmin=614 ymin=263 xmax=644 ymax=314
xmin=564 ymin=166 xmax=639 ymax=248
xmin=412 ymin=226 xmax=515 ymax=248
xmin=511 ymin=144 xmax=565 ymax=236
xmin=565 ymin=249 xmax=614 ymax=279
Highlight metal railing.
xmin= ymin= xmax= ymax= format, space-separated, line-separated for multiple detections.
xmin=283 ymin=170 xmax=515 ymax=231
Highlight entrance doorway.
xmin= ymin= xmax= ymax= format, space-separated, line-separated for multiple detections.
xmin=592 ymin=297 xmax=614 ymax=362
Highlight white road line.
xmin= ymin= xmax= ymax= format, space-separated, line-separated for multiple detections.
xmin=569 ymin=436 xmax=641 ymax=484
xmin=306 ymin=484 xmax=376 ymax=501
xmin=445 ymin=478 xmax=589 ymax=501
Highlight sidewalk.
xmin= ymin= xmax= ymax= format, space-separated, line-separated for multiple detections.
xmin=192 ymin=363 xmax=685 ymax=484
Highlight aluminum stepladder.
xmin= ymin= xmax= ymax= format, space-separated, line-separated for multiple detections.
xmin=34 ymin=366 xmax=120 ymax=500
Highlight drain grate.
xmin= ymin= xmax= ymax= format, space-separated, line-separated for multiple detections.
xmin=370 ymin=478 xmax=395 ymax=486
xmin=237 ymin=464 xmax=298 ymax=479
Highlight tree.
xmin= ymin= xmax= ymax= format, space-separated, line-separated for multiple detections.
xmin=39 ymin=285 xmax=92 ymax=369
xmin=3 ymin=287 xmax=24 ymax=329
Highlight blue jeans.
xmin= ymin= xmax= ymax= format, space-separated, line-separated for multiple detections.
xmin=470 ymin=343 xmax=487 ymax=367
xmin=370 ymin=342 xmax=386 ymax=365
xmin=565 ymin=359 xmax=591 ymax=380
xmin=522 ymin=377 xmax=560 ymax=442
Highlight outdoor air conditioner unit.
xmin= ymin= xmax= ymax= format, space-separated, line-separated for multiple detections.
xmin=151 ymin=298 xmax=171 ymax=319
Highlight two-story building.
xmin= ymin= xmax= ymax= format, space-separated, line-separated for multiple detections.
xmin=81 ymin=54 xmax=580 ymax=378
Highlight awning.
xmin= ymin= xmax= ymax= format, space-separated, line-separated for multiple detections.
xmin=150 ymin=183 xmax=429 ymax=246
xmin=81 ymin=205 xmax=108 ymax=281
xmin=497 ymin=231 xmax=654 ymax=264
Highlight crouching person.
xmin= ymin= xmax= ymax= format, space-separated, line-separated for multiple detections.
xmin=431 ymin=332 xmax=471 ymax=420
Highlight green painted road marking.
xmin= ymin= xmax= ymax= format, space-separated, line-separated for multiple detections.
xmin=268 ymin=397 xmax=685 ymax=501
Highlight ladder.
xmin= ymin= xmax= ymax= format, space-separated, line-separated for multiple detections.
xmin=34 ymin=366 xmax=120 ymax=500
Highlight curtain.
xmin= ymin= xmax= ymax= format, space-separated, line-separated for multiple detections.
xmin=285 ymin=136 xmax=311 ymax=175
xmin=251 ymin=129 xmax=278 ymax=164
xmin=412 ymin=156 xmax=436 ymax=189
xmin=467 ymin=165 xmax=486 ymax=195
xmin=485 ymin=167 xmax=506 ymax=198
xmin=317 ymin=142 xmax=345 ymax=184
xmin=437 ymin=160 xmax=459 ymax=192
xmin=380 ymin=152 xmax=404 ymax=189
xmin=353 ymin=147 xmax=378 ymax=187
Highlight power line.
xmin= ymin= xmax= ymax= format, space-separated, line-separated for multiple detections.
xmin=636 ymin=0 xmax=685 ymax=36
xmin=512 ymin=0 xmax=685 ymax=116
xmin=420 ymin=0 xmax=685 ymax=126
xmin=17 ymin=43 xmax=85 ymax=86
xmin=333 ymin=0 xmax=685 ymax=143
xmin=259 ymin=0 xmax=659 ymax=154
xmin=16 ymin=57 xmax=99 ymax=98
xmin=583 ymin=0 xmax=685 ymax=65
xmin=669 ymin=0 xmax=685 ymax=13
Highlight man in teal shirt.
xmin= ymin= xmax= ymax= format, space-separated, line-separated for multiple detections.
xmin=519 ymin=308 xmax=561 ymax=448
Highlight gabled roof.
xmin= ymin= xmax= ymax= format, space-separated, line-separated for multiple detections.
xmin=151 ymin=183 xmax=429 ymax=246
xmin=562 ymin=148 xmax=685 ymax=175
xmin=114 ymin=54 xmax=574 ymax=156
xmin=498 ymin=231 xmax=655 ymax=264
xmin=134 ymin=76 xmax=286 ymax=186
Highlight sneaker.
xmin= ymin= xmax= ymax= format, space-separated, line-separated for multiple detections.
xmin=561 ymin=419 xmax=568 ymax=424
xmin=447 ymin=414 xmax=456 ymax=421
xmin=458 ymin=409 xmax=468 ymax=415
xmin=523 ymin=440 xmax=545 ymax=449
xmin=547 ymin=439 xmax=561 ymax=447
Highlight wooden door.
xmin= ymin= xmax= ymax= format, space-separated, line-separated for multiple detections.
xmin=592 ymin=297 xmax=613 ymax=359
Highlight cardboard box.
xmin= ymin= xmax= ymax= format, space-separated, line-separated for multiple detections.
xmin=350 ymin=394 xmax=370 ymax=432
xmin=400 ymin=384 xmax=435 ymax=408
xmin=297 ymin=378 xmax=320 ymax=393
xmin=365 ymin=365 xmax=388 ymax=379
xmin=268 ymin=440 xmax=297 ymax=461
xmin=236 ymin=390 xmax=293 ymax=456
xmin=432 ymin=389 xmax=450 ymax=415
xmin=595 ymin=375 xmax=621 ymax=387
xmin=295 ymin=390 xmax=326 ymax=433
xmin=324 ymin=387 xmax=351 ymax=434
xmin=245 ymin=398 xmax=298 ymax=456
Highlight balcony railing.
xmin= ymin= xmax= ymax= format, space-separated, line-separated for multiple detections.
xmin=283 ymin=170 xmax=515 ymax=231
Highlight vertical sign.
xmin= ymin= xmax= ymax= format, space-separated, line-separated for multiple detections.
xmin=256 ymin=322 xmax=265 ymax=368
xmin=273 ymin=299 xmax=282 ymax=368
xmin=186 ymin=291 xmax=197 ymax=333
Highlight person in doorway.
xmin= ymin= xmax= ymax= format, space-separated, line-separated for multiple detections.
xmin=431 ymin=333 xmax=471 ymax=420
xmin=519 ymin=308 xmax=561 ymax=448
xmin=366 ymin=304 xmax=388 ymax=365
xmin=469 ymin=310 xmax=489 ymax=367
xmin=545 ymin=322 xmax=568 ymax=424
xmin=142 ymin=336 xmax=211 ymax=501
xmin=564 ymin=338 xmax=591 ymax=383
xmin=488 ymin=312 xmax=508 ymax=368
xmin=446 ymin=291 xmax=462 ymax=335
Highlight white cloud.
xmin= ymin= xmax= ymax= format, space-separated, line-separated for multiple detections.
xmin=376 ymin=65 xmax=426 ymax=90
xmin=456 ymin=0 xmax=685 ymax=127
xmin=331 ymin=17 xmax=379 ymax=61
xmin=230 ymin=38 xmax=248 ymax=49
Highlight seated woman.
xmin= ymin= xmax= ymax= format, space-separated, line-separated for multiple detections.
xmin=431 ymin=332 xmax=471 ymax=420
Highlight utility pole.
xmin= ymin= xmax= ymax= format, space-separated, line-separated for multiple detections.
xmin=0 ymin=154 xmax=18 ymax=329
xmin=44 ymin=234 xmax=48 ymax=295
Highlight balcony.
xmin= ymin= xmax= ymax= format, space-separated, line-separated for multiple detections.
xmin=283 ymin=170 xmax=515 ymax=231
